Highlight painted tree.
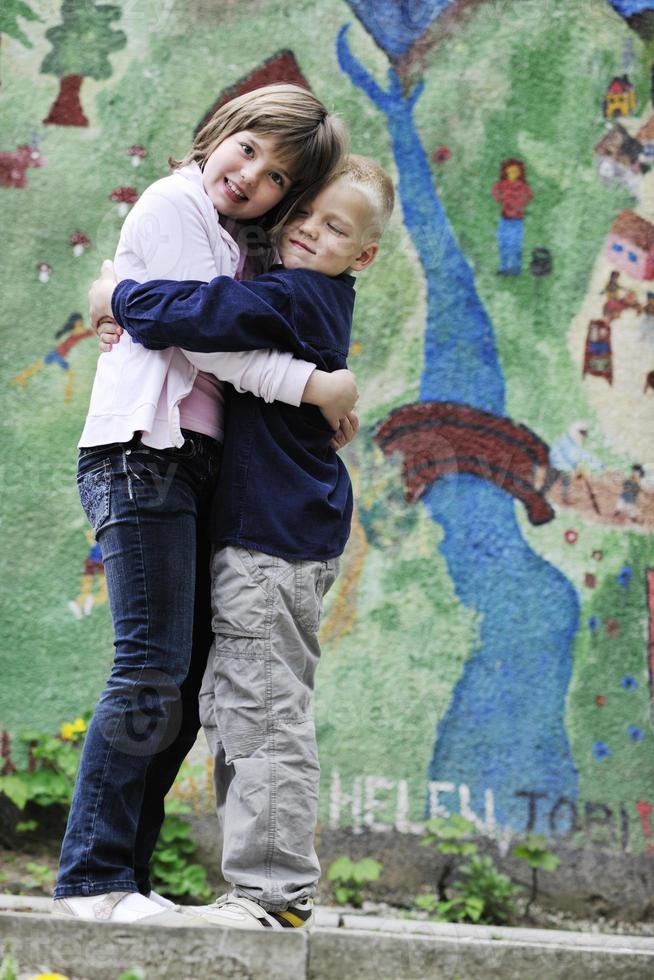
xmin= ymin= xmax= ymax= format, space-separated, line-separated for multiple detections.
xmin=607 ymin=0 xmax=654 ymax=40
xmin=41 ymin=0 xmax=126 ymax=126
xmin=339 ymin=0 xmax=580 ymax=832
xmin=0 ymin=0 xmax=40 ymax=49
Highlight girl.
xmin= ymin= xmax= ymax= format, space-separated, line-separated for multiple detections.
xmin=54 ymin=84 xmax=351 ymax=924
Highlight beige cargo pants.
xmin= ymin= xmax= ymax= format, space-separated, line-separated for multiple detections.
xmin=199 ymin=545 xmax=339 ymax=911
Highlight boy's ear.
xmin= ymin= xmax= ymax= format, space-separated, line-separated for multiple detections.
xmin=350 ymin=241 xmax=379 ymax=272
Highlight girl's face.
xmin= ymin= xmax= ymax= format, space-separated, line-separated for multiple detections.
xmin=202 ymin=131 xmax=293 ymax=221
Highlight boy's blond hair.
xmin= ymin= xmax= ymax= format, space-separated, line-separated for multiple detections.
xmin=277 ymin=154 xmax=394 ymax=243
xmin=171 ymin=84 xmax=348 ymax=227
xmin=335 ymin=154 xmax=395 ymax=238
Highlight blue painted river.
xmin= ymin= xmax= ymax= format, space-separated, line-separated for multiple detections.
xmin=339 ymin=28 xmax=579 ymax=830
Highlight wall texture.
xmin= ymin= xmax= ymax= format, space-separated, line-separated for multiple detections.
xmin=2 ymin=0 xmax=654 ymax=859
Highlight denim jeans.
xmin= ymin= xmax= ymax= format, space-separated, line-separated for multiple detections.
xmin=497 ymin=215 xmax=524 ymax=273
xmin=54 ymin=431 xmax=221 ymax=898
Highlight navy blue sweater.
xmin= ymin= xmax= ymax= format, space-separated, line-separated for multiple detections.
xmin=112 ymin=267 xmax=355 ymax=560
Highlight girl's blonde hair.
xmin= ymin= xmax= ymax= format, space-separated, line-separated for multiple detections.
xmin=172 ymin=83 xmax=348 ymax=228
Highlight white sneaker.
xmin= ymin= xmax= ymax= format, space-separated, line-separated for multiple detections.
xmin=148 ymin=889 xmax=177 ymax=910
xmin=52 ymin=891 xmax=198 ymax=925
xmin=187 ymin=893 xmax=314 ymax=931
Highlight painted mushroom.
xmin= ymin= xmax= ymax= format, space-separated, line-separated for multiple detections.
xmin=127 ymin=145 xmax=147 ymax=167
xmin=432 ymin=145 xmax=451 ymax=164
xmin=69 ymin=231 xmax=91 ymax=257
xmin=37 ymin=262 xmax=52 ymax=283
xmin=110 ymin=186 xmax=139 ymax=217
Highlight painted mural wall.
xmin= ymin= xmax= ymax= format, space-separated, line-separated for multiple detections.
xmin=2 ymin=0 xmax=653 ymax=855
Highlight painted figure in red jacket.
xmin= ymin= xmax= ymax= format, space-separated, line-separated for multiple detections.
xmin=491 ymin=159 xmax=534 ymax=276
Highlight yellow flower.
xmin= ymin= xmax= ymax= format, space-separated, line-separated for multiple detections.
xmin=71 ymin=718 xmax=87 ymax=734
xmin=30 ymin=974 xmax=70 ymax=979
xmin=350 ymin=341 xmax=363 ymax=356
xmin=59 ymin=723 xmax=75 ymax=741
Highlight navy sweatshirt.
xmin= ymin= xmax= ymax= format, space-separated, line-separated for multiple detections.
xmin=112 ymin=267 xmax=355 ymax=560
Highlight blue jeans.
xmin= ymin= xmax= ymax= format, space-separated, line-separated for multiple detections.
xmin=54 ymin=431 xmax=221 ymax=898
xmin=497 ymin=216 xmax=524 ymax=273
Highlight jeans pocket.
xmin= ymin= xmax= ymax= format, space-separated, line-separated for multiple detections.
xmin=77 ymin=459 xmax=111 ymax=533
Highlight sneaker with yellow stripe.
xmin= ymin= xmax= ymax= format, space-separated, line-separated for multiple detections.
xmin=185 ymin=893 xmax=314 ymax=930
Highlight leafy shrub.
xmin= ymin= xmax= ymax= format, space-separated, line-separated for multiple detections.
xmin=452 ymin=855 xmax=518 ymax=924
xmin=151 ymin=798 xmax=212 ymax=901
xmin=0 ymin=720 xmax=88 ymax=815
xmin=327 ymin=856 xmax=383 ymax=907
xmin=512 ymin=833 xmax=560 ymax=915
xmin=417 ymin=814 xmax=520 ymax=925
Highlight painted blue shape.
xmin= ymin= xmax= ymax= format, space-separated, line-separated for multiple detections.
xmin=337 ymin=23 xmax=579 ymax=833
xmin=88 ymin=542 xmax=102 ymax=563
xmin=628 ymin=725 xmax=645 ymax=741
xmin=607 ymin=0 xmax=654 ymax=16
xmin=617 ymin=565 xmax=633 ymax=588
xmin=345 ymin=0 xmax=453 ymax=57
xmin=423 ymin=476 xmax=579 ymax=829
xmin=588 ymin=615 xmax=600 ymax=631
xmin=497 ymin=216 xmax=524 ymax=274
xmin=621 ymin=674 xmax=639 ymax=689
xmin=593 ymin=741 xmax=611 ymax=760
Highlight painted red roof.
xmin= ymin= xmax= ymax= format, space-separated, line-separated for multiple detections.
xmin=607 ymin=77 xmax=633 ymax=94
xmin=196 ymin=50 xmax=310 ymax=135
xmin=611 ymin=209 xmax=654 ymax=252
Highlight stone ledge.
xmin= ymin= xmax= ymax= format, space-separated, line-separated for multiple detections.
xmin=0 ymin=904 xmax=307 ymax=980
xmin=2 ymin=895 xmax=654 ymax=980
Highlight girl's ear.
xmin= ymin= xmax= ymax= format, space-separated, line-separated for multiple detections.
xmin=350 ymin=242 xmax=379 ymax=272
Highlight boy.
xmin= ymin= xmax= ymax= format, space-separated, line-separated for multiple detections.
xmin=90 ymin=155 xmax=394 ymax=930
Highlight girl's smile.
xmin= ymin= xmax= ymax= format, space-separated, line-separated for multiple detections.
xmin=202 ymin=131 xmax=292 ymax=221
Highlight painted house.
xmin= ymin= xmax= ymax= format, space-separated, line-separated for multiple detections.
xmin=594 ymin=123 xmax=642 ymax=193
xmin=603 ymin=75 xmax=637 ymax=118
xmin=605 ymin=208 xmax=654 ymax=280
xmin=636 ymin=114 xmax=654 ymax=159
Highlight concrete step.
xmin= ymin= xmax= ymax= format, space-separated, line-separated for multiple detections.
xmin=1 ymin=895 xmax=654 ymax=980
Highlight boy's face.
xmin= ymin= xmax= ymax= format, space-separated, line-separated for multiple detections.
xmin=278 ymin=177 xmax=378 ymax=277
xmin=202 ymin=131 xmax=293 ymax=221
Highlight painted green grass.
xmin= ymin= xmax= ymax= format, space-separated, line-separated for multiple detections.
xmin=1 ymin=0 xmax=651 ymax=830
xmin=567 ymin=532 xmax=653 ymax=849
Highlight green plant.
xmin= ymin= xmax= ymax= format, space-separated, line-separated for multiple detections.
xmin=512 ymin=833 xmax=560 ymax=916
xmin=0 ymin=720 xmax=87 ymax=816
xmin=15 ymin=820 xmax=38 ymax=833
xmin=0 ymin=948 xmax=18 ymax=980
xmin=419 ymin=891 xmax=486 ymax=923
xmin=452 ymin=855 xmax=519 ymax=925
xmin=420 ymin=814 xmax=477 ymax=899
xmin=414 ymin=891 xmax=485 ymax=923
xmin=117 ymin=970 xmax=146 ymax=980
xmin=150 ymin=799 xmax=212 ymax=901
xmin=24 ymin=862 xmax=55 ymax=890
xmin=327 ymin=856 xmax=383 ymax=907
